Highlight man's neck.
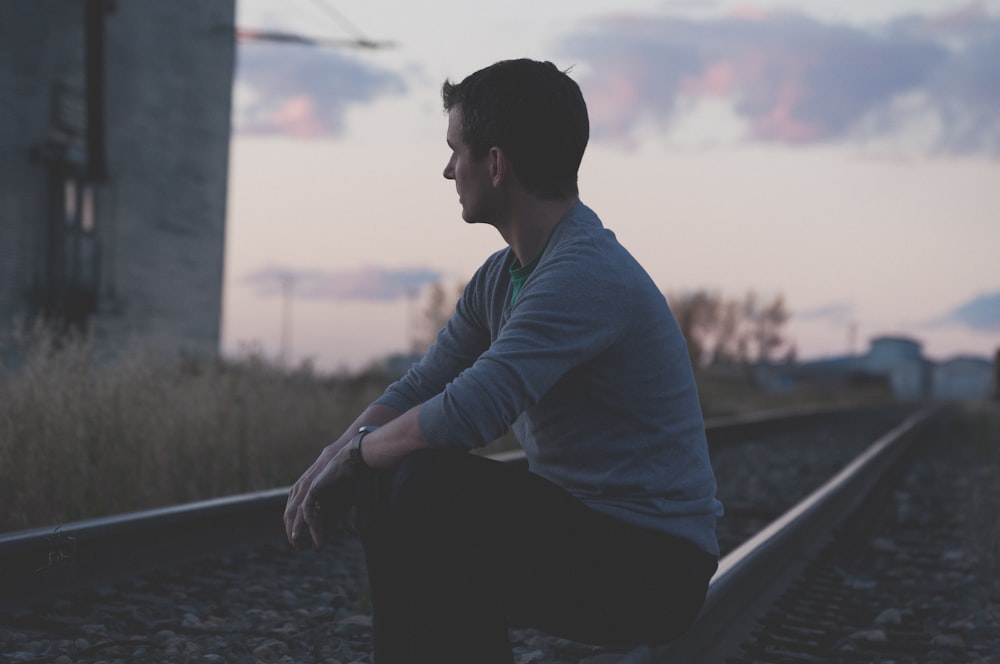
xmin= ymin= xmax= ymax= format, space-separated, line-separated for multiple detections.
xmin=499 ymin=196 xmax=578 ymax=265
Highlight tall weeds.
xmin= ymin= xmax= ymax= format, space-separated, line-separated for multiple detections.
xmin=0 ymin=327 xmax=390 ymax=533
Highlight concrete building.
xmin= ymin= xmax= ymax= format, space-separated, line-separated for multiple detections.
xmin=757 ymin=336 xmax=996 ymax=401
xmin=855 ymin=336 xmax=930 ymax=401
xmin=1 ymin=1 xmax=235 ymax=358
xmin=932 ymin=356 xmax=995 ymax=401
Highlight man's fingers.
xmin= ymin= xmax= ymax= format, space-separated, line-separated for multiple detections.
xmin=302 ymin=490 xmax=325 ymax=550
xmin=285 ymin=454 xmax=351 ymax=552
xmin=284 ymin=485 xmax=306 ymax=547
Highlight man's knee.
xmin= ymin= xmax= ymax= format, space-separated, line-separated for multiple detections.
xmin=388 ymin=449 xmax=467 ymax=533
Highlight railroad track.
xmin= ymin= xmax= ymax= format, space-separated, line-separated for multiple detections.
xmin=3 ymin=403 xmax=994 ymax=663
xmin=618 ymin=406 xmax=936 ymax=663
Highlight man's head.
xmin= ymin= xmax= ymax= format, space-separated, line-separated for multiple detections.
xmin=441 ymin=59 xmax=589 ymax=201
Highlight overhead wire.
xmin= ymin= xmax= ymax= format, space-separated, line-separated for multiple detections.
xmin=306 ymin=0 xmax=369 ymax=43
xmin=238 ymin=0 xmax=392 ymax=50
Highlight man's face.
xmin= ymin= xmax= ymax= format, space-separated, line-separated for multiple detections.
xmin=443 ymin=106 xmax=494 ymax=224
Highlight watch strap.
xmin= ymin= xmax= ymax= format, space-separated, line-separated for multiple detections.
xmin=349 ymin=425 xmax=379 ymax=469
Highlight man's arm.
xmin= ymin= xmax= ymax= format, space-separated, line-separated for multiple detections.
xmin=285 ymin=262 xmax=494 ymax=550
xmin=346 ymin=405 xmax=428 ymax=469
xmin=284 ymin=403 xmax=400 ymax=547
xmin=284 ymin=404 xmax=429 ymax=550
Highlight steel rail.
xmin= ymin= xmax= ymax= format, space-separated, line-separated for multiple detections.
xmin=0 ymin=403 xmax=900 ymax=609
xmin=614 ymin=406 xmax=937 ymax=663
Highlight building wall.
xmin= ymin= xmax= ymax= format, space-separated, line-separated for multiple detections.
xmin=858 ymin=337 xmax=930 ymax=400
xmin=794 ymin=337 xmax=995 ymax=401
xmin=933 ymin=358 xmax=994 ymax=401
xmin=0 ymin=3 xmax=83 ymax=329
xmin=1 ymin=1 xmax=235 ymax=357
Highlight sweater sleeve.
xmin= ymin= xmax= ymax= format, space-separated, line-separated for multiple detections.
xmin=419 ymin=238 xmax=631 ymax=449
xmin=374 ymin=260 xmax=495 ymax=414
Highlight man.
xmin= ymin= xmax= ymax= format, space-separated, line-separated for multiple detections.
xmin=284 ymin=58 xmax=723 ymax=664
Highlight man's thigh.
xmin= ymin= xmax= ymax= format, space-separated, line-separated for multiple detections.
xmin=388 ymin=450 xmax=715 ymax=645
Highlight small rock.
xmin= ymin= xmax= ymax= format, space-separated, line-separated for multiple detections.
xmin=334 ymin=622 xmax=371 ymax=639
xmin=845 ymin=576 xmax=876 ymax=590
xmin=932 ymin=633 xmax=965 ymax=647
xmin=871 ymin=537 xmax=897 ymax=552
xmin=850 ymin=629 xmax=887 ymax=642
xmin=339 ymin=614 xmax=372 ymax=627
xmin=253 ymin=639 xmax=289 ymax=662
xmin=874 ymin=608 xmax=902 ymax=626
xmin=941 ymin=549 xmax=970 ymax=567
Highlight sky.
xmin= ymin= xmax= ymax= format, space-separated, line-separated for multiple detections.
xmin=224 ymin=0 xmax=1000 ymax=372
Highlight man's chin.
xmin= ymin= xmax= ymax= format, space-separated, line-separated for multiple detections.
xmin=460 ymin=209 xmax=483 ymax=225
xmin=458 ymin=205 xmax=495 ymax=226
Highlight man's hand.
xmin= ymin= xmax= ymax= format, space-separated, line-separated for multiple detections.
xmin=284 ymin=445 xmax=356 ymax=551
xmin=283 ymin=404 xmax=426 ymax=551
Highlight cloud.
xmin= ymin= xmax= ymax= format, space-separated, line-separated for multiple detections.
xmin=561 ymin=5 xmax=1000 ymax=154
xmin=930 ymin=291 xmax=1000 ymax=332
xmin=233 ymin=43 xmax=406 ymax=137
xmin=243 ymin=265 xmax=442 ymax=301
xmin=793 ymin=302 xmax=854 ymax=324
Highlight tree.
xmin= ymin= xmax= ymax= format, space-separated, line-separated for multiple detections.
xmin=751 ymin=293 xmax=789 ymax=364
xmin=409 ymin=280 xmax=465 ymax=354
xmin=666 ymin=289 xmax=790 ymax=368
xmin=668 ymin=290 xmax=718 ymax=368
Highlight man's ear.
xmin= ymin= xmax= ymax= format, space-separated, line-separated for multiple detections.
xmin=488 ymin=146 xmax=507 ymax=188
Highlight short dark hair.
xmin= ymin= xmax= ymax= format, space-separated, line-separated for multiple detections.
xmin=442 ymin=59 xmax=589 ymax=200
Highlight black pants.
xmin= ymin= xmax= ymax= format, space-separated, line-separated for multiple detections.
xmin=354 ymin=449 xmax=717 ymax=664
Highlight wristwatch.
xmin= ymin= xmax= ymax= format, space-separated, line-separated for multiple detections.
xmin=349 ymin=425 xmax=379 ymax=469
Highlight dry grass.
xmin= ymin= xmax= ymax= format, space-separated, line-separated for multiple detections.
xmin=0 ymin=328 xmax=391 ymax=534
xmin=695 ymin=366 xmax=893 ymax=418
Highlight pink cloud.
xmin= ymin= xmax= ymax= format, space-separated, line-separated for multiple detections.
xmin=584 ymin=69 xmax=641 ymax=139
xmin=919 ymin=2 xmax=990 ymax=37
xmin=267 ymin=95 xmax=328 ymax=138
xmin=752 ymin=78 xmax=824 ymax=143
xmin=680 ymin=61 xmax=738 ymax=96
xmin=728 ymin=4 xmax=772 ymax=22
xmin=234 ymin=43 xmax=406 ymax=137
xmin=563 ymin=9 xmax=970 ymax=149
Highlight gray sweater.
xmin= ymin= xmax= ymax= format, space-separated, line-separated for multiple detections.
xmin=375 ymin=201 xmax=723 ymax=556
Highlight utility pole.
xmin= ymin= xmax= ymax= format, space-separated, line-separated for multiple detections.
xmin=280 ymin=274 xmax=295 ymax=368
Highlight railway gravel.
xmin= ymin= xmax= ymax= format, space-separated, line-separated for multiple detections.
xmin=729 ymin=405 xmax=1000 ymax=663
xmin=710 ymin=405 xmax=918 ymax=555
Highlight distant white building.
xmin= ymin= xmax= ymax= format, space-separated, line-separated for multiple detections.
xmin=1 ymin=1 xmax=235 ymax=358
xmin=784 ymin=335 xmax=996 ymax=401
xmin=933 ymin=356 xmax=994 ymax=400
xmin=856 ymin=336 xmax=930 ymax=400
